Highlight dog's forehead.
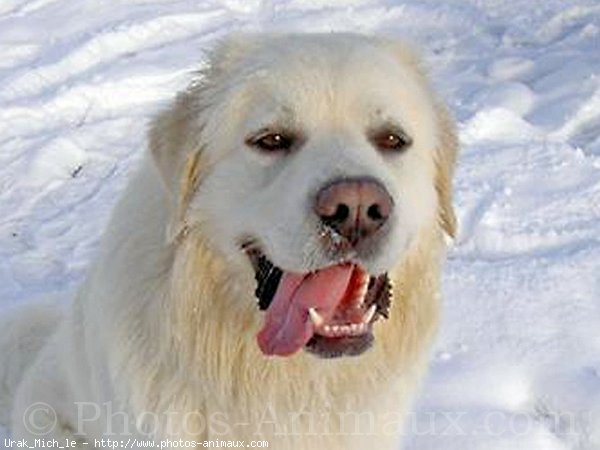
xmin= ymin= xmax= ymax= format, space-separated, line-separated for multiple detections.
xmin=236 ymin=39 xmax=432 ymax=132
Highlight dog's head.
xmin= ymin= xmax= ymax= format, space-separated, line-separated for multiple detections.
xmin=150 ymin=33 xmax=457 ymax=359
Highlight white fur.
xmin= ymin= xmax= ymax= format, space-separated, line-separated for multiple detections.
xmin=0 ymin=33 xmax=457 ymax=449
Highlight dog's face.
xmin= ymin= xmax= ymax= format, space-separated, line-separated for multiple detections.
xmin=151 ymin=34 xmax=456 ymax=359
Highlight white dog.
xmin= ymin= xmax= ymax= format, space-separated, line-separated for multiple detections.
xmin=0 ymin=33 xmax=457 ymax=449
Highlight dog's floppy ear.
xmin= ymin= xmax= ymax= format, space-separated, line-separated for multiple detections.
xmin=149 ymin=88 xmax=207 ymax=242
xmin=377 ymin=37 xmax=458 ymax=239
xmin=149 ymin=35 xmax=259 ymax=242
xmin=433 ymin=103 xmax=458 ymax=239
xmin=149 ymin=91 xmax=202 ymax=197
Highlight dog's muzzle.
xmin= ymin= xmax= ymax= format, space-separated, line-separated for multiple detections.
xmin=243 ymin=244 xmax=393 ymax=359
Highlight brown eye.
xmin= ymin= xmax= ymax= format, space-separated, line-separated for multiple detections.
xmin=370 ymin=129 xmax=412 ymax=152
xmin=249 ymin=132 xmax=295 ymax=152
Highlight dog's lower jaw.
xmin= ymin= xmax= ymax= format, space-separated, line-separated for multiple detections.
xmin=116 ymin=227 xmax=442 ymax=448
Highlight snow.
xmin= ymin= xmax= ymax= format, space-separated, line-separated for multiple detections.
xmin=1 ymin=0 xmax=599 ymax=449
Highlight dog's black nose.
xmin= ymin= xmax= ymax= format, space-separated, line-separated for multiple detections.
xmin=314 ymin=177 xmax=393 ymax=245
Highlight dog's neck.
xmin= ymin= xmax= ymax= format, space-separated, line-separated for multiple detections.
xmin=117 ymin=226 xmax=444 ymax=439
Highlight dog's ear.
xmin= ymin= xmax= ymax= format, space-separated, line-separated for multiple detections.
xmin=433 ymin=103 xmax=458 ymax=239
xmin=149 ymin=88 xmax=207 ymax=242
xmin=377 ymin=37 xmax=458 ymax=239
xmin=149 ymin=91 xmax=201 ymax=197
xmin=149 ymin=35 xmax=259 ymax=242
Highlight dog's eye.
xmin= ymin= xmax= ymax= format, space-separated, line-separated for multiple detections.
xmin=370 ymin=129 xmax=412 ymax=153
xmin=249 ymin=133 xmax=295 ymax=152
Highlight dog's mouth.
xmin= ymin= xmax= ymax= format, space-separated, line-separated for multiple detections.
xmin=243 ymin=244 xmax=392 ymax=359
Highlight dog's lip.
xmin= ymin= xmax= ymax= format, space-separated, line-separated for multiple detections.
xmin=241 ymin=241 xmax=393 ymax=358
xmin=305 ymin=333 xmax=375 ymax=359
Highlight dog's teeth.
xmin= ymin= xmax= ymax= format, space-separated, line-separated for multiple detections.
xmin=354 ymin=274 xmax=369 ymax=306
xmin=356 ymin=323 xmax=367 ymax=334
xmin=350 ymin=323 xmax=360 ymax=334
xmin=331 ymin=325 xmax=341 ymax=335
xmin=357 ymin=283 xmax=368 ymax=305
xmin=323 ymin=325 xmax=332 ymax=334
xmin=360 ymin=272 xmax=370 ymax=287
xmin=363 ymin=305 xmax=377 ymax=324
xmin=308 ymin=308 xmax=325 ymax=328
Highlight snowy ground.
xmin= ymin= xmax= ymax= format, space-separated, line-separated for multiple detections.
xmin=1 ymin=0 xmax=600 ymax=449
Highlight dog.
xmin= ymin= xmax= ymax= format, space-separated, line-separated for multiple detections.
xmin=0 ymin=33 xmax=457 ymax=449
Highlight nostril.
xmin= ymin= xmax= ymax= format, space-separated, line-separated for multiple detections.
xmin=324 ymin=204 xmax=350 ymax=223
xmin=367 ymin=204 xmax=384 ymax=221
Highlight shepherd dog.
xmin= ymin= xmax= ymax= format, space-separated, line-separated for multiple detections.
xmin=0 ymin=32 xmax=458 ymax=449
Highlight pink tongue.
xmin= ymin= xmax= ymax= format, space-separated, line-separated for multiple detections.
xmin=257 ymin=264 xmax=355 ymax=356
